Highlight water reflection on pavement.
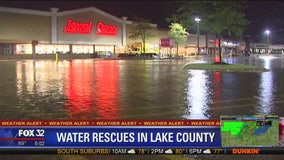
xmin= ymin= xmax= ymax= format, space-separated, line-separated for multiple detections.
xmin=0 ymin=56 xmax=284 ymax=160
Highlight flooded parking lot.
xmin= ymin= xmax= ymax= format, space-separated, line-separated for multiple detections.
xmin=0 ymin=56 xmax=284 ymax=120
xmin=0 ymin=55 xmax=284 ymax=160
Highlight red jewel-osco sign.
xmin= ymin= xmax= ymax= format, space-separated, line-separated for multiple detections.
xmin=63 ymin=19 xmax=118 ymax=36
xmin=96 ymin=22 xmax=118 ymax=36
xmin=64 ymin=19 xmax=93 ymax=34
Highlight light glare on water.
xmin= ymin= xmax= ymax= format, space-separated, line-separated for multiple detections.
xmin=0 ymin=57 xmax=283 ymax=120
xmin=0 ymin=57 xmax=284 ymax=160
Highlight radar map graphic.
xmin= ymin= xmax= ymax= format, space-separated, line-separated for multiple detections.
xmin=221 ymin=115 xmax=279 ymax=147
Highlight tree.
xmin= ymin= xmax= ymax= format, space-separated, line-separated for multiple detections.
xmin=167 ymin=1 xmax=250 ymax=63
xmin=168 ymin=23 xmax=189 ymax=56
xmin=128 ymin=17 xmax=156 ymax=54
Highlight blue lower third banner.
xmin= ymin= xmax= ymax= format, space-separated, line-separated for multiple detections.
xmin=0 ymin=127 xmax=221 ymax=148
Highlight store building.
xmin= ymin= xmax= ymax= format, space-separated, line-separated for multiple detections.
xmin=0 ymin=6 xmax=212 ymax=58
xmin=0 ymin=6 xmax=131 ymax=56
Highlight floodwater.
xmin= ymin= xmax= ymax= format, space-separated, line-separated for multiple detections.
xmin=0 ymin=56 xmax=284 ymax=120
xmin=0 ymin=55 xmax=284 ymax=160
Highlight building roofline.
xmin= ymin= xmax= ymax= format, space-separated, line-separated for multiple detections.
xmin=0 ymin=6 xmax=51 ymax=16
xmin=0 ymin=6 xmax=154 ymax=25
xmin=126 ymin=21 xmax=158 ymax=27
xmin=57 ymin=7 xmax=125 ymax=23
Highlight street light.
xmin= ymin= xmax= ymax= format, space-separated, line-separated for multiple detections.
xmin=265 ymin=29 xmax=270 ymax=54
xmin=195 ymin=17 xmax=201 ymax=55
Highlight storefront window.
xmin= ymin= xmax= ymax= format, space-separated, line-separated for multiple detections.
xmin=115 ymin=45 xmax=125 ymax=53
xmin=73 ymin=45 xmax=93 ymax=54
xmin=95 ymin=45 xmax=114 ymax=56
xmin=149 ymin=43 xmax=159 ymax=53
xmin=56 ymin=45 xmax=69 ymax=53
xmin=15 ymin=44 xmax=32 ymax=54
xmin=36 ymin=44 xmax=69 ymax=54
xmin=15 ymin=44 xmax=118 ymax=54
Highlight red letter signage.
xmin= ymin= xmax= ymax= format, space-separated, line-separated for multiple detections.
xmin=64 ymin=19 xmax=93 ymax=34
xmin=96 ymin=22 xmax=118 ymax=36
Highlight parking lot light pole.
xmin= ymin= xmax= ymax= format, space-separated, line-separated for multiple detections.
xmin=195 ymin=17 xmax=201 ymax=55
xmin=265 ymin=29 xmax=270 ymax=54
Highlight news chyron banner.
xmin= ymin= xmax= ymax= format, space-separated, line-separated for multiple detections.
xmin=0 ymin=115 xmax=283 ymax=155
xmin=0 ymin=120 xmax=220 ymax=154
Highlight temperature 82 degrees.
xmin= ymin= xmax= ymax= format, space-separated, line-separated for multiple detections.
xmin=17 ymin=129 xmax=45 ymax=137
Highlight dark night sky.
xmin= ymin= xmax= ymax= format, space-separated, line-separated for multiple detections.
xmin=1 ymin=1 xmax=284 ymax=43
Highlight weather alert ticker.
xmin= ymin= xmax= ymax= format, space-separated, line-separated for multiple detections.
xmin=0 ymin=115 xmax=283 ymax=155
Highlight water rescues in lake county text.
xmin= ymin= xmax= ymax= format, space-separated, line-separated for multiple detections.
xmin=56 ymin=132 xmax=216 ymax=143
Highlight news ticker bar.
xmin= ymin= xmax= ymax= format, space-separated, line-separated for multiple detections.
xmin=0 ymin=120 xmax=220 ymax=126
xmin=0 ymin=148 xmax=284 ymax=155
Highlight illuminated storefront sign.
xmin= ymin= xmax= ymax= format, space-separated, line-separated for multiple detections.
xmin=64 ymin=19 xmax=93 ymax=34
xmin=63 ymin=20 xmax=118 ymax=36
xmin=96 ymin=22 xmax=118 ymax=36
xmin=160 ymin=38 xmax=173 ymax=47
